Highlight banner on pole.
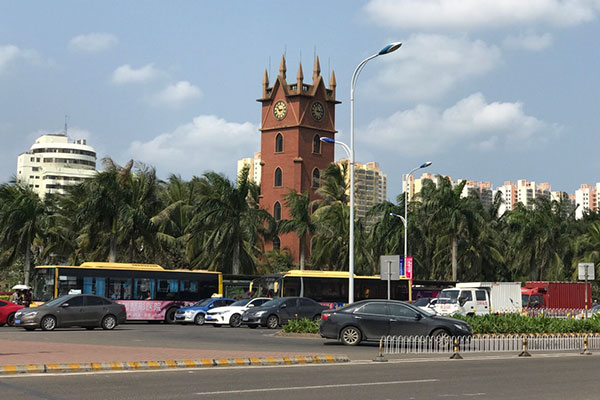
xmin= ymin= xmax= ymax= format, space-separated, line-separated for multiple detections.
xmin=406 ymin=257 xmax=413 ymax=279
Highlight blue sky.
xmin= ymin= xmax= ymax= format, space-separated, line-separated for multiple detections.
xmin=1 ymin=1 xmax=599 ymax=199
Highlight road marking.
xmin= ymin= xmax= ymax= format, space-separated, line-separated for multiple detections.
xmin=195 ymin=379 xmax=439 ymax=396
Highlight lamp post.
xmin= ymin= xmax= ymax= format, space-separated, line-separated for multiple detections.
xmin=320 ymin=137 xmax=350 ymax=158
xmin=403 ymin=161 xmax=432 ymax=295
xmin=345 ymin=42 xmax=402 ymax=304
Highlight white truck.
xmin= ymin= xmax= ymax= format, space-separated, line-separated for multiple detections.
xmin=433 ymin=282 xmax=522 ymax=316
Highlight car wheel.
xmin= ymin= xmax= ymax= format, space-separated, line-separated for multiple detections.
xmin=164 ymin=308 xmax=177 ymax=324
xmin=229 ymin=313 xmax=242 ymax=328
xmin=247 ymin=324 xmax=258 ymax=329
xmin=194 ymin=313 xmax=205 ymax=325
xmin=266 ymin=315 xmax=279 ymax=329
xmin=101 ymin=315 xmax=117 ymax=330
xmin=6 ymin=312 xmax=16 ymax=327
xmin=312 ymin=314 xmax=321 ymax=322
xmin=340 ymin=326 xmax=362 ymax=346
xmin=431 ymin=329 xmax=451 ymax=347
xmin=41 ymin=315 xmax=57 ymax=331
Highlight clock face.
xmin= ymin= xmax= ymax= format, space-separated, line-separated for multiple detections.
xmin=273 ymin=100 xmax=287 ymax=120
xmin=311 ymin=102 xmax=324 ymax=121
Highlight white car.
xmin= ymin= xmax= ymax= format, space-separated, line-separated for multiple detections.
xmin=205 ymin=297 xmax=271 ymax=327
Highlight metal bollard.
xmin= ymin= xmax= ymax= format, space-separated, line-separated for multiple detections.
xmin=449 ymin=337 xmax=463 ymax=359
xmin=581 ymin=335 xmax=592 ymax=355
xmin=518 ymin=336 xmax=531 ymax=357
xmin=373 ymin=337 xmax=388 ymax=362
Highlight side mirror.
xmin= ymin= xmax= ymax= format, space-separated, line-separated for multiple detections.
xmin=414 ymin=313 xmax=423 ymax=320
xmin=247 ymin=304 xmax=255 ymax=308
xmin=280 ymin=304 xmax=287 ymax=309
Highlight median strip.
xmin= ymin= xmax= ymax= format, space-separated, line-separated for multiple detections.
xmin=0 ymin=355 xmax=350 ymax=375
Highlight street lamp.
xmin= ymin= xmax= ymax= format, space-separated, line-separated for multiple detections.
xmin=347 ymin=42 xmax=402 ymax=304
xmin=320 ymin=137 xmax=350 ymax=158
xmin=403 ymin=161 xmax=432 ymax=293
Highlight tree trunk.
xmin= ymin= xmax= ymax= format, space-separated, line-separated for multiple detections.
xmin=232 ymin=238 xmax=240 ymax=275
xmin=109 ymin=219 xmax=117 ymax=263
xmin=299 ymin=234 xmax=305 ymax=270
xmin=24 ymin=238 xmax=31 ymax=286
xmin=529 ymin=251 xmax=537 ymax=281
xmin=451 ymin=236 xmax=458 ymax=281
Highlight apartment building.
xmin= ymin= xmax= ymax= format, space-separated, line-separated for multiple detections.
xmin=236 ymin=152 xmax=262 ymax=185
xmin=16 ymin=133 xmax=97 ymax=198
xmin=338 ymin=159 xmax=387 ymax=223
xmin=575 ymin=183 xmax=600 ymax=219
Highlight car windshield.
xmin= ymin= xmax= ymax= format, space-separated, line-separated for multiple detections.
xmin=231 ymin=299 xmax=251 ymax=307
xmin=40 ymin=296 xmax=70 ymax=308
xmin=192 ymin=298 xmax=212 ymax=307
xmin=437 ymin=290 xmax=459 ymax=304
xmin=260 ymin=298 xmax=286 ymax=308
xmin=414 ymin=298 xmax=431 ymax=307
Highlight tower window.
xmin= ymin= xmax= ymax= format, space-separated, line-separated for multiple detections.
xmin=312 ymin=168 xmax=320 ymax=188
xmin=313 ymin=134 xmax=321 ymax=154
xmin=275 ymin=133 xmax=283 ymax=153
xmin=274 ymin=167 xmax=282 ymax=187
xmin=274 ymin=201 xmax=282 ymax=221
xmin=273 ymin=236 xmax=281 ymax=250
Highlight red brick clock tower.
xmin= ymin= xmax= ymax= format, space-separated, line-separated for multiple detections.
xmin=258 ymin=55 xmax=340 ymax=263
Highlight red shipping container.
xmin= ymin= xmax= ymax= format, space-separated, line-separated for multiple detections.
xmin=523 ymin=281 xmax=592 ymax=309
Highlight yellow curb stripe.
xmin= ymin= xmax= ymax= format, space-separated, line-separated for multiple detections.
xmin=233 ymin=358 xmax=245 ymax=366
xmin=128 ymin=361 xmax=142 ymax=369
xmin=91 ymin=363 xmax=102 ymax=371
xmin=45 ymin=363 xmax=60 ymax=371
xmin=200 ymin=359 xmax=213 ymax=366
xmin=296 ymin=356 xmax=308 ymax=364
xmin=183 ymin=360 xmax=196 ymax=368
xmin=165 ymin=360 xmax=177 ymax=368
xmin=147 ymin=361 xmax=161 ymax=369
xmin=281 ymin=357 xmax=292 ymax=365
xmin=68 ymin=363 xmax=81 ymax=371
xmin=249 ymin=357 xmax=261 ymax=365
xmin=109 ymin=362 xmax=123 ymax=370
xmin=26 ymin=365 xmax=42 ymax=373
xmin=2 ymin=366 xmax=17 ymax=374
xmin=325 ymin=355 xmax=335 ymax=363
xmin=264 ymin=357 xmax=277 ymax=365
xmin=216 ymin=359 xmax=229 ymax=366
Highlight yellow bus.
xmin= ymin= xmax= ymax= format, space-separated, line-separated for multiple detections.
xmin=249 ymin=270 xmax=411 ymax=309
xmin=32 ymin=262 xmax=222 ymax=322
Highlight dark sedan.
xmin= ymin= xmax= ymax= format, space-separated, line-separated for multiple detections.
xmin=14 ymin=294 xmax=127 ymax=331
xmin=241 ymin=297 xmax=328 ymax=329
xmin=319 ymin=299 xmax=472 ymax=345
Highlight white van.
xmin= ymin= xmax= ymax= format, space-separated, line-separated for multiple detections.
xmin=434 ymin=282 xmax=522 ymax=316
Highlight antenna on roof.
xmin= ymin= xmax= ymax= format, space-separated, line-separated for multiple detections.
xmin=63 ymin=115 xmax=69 ymax=136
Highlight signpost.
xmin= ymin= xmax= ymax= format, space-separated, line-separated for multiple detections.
xmin=380 ymin=255 xmax=400 ymax=300
xmin=578 ymin=262 xmax=595 ymax=319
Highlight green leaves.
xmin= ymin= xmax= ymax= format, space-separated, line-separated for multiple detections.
xmin=453 ymin=313 xmax=600 ymax=334
xmin=281 ymin=318 xmax=320 ymax=334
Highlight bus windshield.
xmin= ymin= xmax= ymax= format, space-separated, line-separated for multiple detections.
xmin=250 ymin=276 xmax=282 ymax=298
xmin=32 ymin=268 xmax=55 ymax=302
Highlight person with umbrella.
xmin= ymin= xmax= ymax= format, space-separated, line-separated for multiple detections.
xmin=11 ymin=284 xmax=29 ymax=305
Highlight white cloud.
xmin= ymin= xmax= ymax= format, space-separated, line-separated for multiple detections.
xmin=364 ymin=0 xmax=600 ymax=30
xmin=363 ymin=93 xmax=561 ymax=156
xmin=69 ymin=33 xmax=118 ymax=53
xmin=128 ymin=115 xmax=258 ymax=178
xmin=149 ymin=81 xmax=202 ymax=107
xmin=0 ymin=45 xmax=42 ymax=73
xmin=367 ymin=34 xmax=502 ymax=102
xmin=111 ymin=63 xmax=160 ymax=85
xmin=503 ymin=32 xmax=554 ymax=51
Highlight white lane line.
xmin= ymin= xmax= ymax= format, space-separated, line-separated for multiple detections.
xmin=195 ymin=379 xmax=439 ymax=396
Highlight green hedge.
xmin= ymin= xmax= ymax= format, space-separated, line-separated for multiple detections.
xmin=452 ymin=313 xmax=600 ymax=334
xmin=282 ymin=318 xmax=320 ymax=334
xmin=282 ymin=314 xmax=600 ymax=335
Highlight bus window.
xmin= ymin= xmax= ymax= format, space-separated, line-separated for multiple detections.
xmin=179 ymin=280 xmax=198 ymax=301
xmin=83 ymin=277 xmax=106 ymax=297
xmin=134 ymin=278 xmax=155 ymax=300
xmin=58 ymin=275 xmax=80 ymax=296
xmin=157 ymin=279 xmax=179 ymax=300
xmin=108 ymin=278 xmax=132 ymax=300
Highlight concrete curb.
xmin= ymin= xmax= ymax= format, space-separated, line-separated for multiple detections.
xmin=0 ymin=355 xmax=350 ymax=375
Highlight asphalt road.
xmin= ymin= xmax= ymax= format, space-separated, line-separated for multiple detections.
xmin=0 ymin=322 xmax=382 ymax=360
xmin=0 ymin=353 xmax=598 ymax=400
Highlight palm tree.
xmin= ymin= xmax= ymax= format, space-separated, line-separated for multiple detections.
xmin=0 ymin=182 xmax=49 ymax=285
xmin=186 ymin=167 xmax=275 ymax=274
xmin=279 ymin=190 xmax=316 ymax=270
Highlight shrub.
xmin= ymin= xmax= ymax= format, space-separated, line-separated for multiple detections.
xmin=282 ymin=318 xmax=319 ymax=334
xmin=452 ymin=313 xmax=600 ymax=334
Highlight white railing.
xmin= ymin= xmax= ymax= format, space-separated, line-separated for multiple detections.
xmin=381 ymin=334 xmax=600 ymax=355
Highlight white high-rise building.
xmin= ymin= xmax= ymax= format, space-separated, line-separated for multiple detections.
xmin=17 ymin=133 xmax=97 ymax=198
xmin=236 ymin=152 xmax=261 ymax=185
xmin=575 ymin=183 xmax=600 ymax=219
xmin=337 ymin=160 xmax=387 ymax=223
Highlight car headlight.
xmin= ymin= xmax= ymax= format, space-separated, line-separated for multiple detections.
xmin=255 ymin=311 xmax=267 ymax=316
xmin=453 ymin=323 xmax=468 ymax=331
xmin=24 ymin=311 xmax=38 ymax=317
xmin=15 ymin=311 xmax=22 ymax=317
xmin=210 ymin=311 xmax=225 ymax=315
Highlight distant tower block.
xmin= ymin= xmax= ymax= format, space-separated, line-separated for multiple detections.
xmin=258 ymin=54 xmax=340 ymax=263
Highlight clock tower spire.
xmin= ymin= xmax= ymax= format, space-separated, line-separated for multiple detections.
xmin=258 ymin=53 xmax=340 ymax=266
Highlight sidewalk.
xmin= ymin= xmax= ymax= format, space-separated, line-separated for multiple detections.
xmin=0 ymin=339 xmax=326 ymax=366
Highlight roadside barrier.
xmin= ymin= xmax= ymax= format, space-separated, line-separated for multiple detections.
xmin=523 ymin=308 xmax=594 ymax=319
xmin=0 ymin=355 xmax=350 ymax=375
xmin=380 ymin=333 xmax=600 ymax=357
